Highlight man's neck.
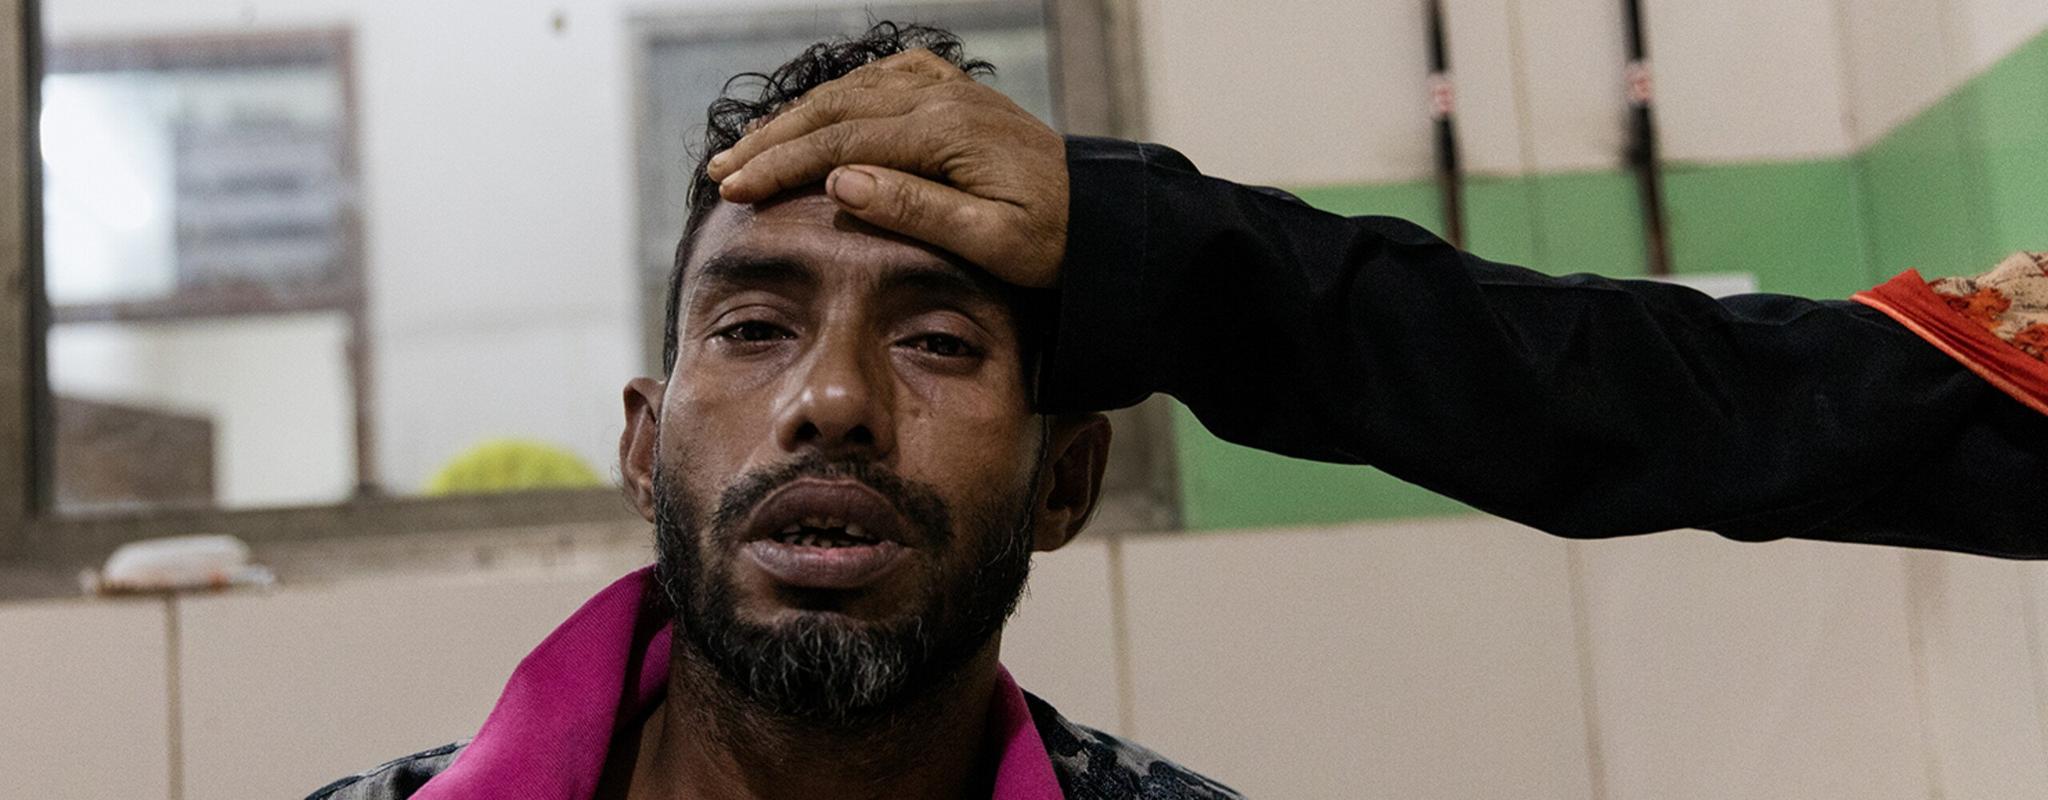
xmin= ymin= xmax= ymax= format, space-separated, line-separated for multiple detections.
xmin=608 ymin=642 xmax=1002 ymax=800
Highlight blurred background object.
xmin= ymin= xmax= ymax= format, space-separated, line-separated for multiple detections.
xmin=421 ymin=439 xmax=601 ymax=496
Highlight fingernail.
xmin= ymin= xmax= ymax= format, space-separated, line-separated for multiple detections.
xmin=707 ymin=150 xmax=731 ymax=174
xmin=719 ymin=170 xmax=753 ymax=201
xmin=831 ymin=168 xmax=876 ymax=209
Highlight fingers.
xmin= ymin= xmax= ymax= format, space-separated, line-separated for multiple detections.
xmin=707 ymin=51 xmax=966 ymax=181
xmin=719 ymin=115 xmax=956 ymax=203
xmin=827 ymin=165 xmax=1058 ymax=287
xmin=864 ymin=47 xmax=972 ymax=82
xmin=708 ymin=75 xmax=930 ymax=181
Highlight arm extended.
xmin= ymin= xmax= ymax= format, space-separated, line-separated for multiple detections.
xmin=1043 ymin=137 xmax=2047 ymax=556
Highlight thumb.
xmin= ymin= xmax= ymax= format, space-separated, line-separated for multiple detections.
xmin=826 ymin=165 xmax=1055 ymax=287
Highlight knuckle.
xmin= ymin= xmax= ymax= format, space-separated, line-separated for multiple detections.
xmin=915 ymin=96 xmax=965 ymax=118
xmin=934 ymin=80 xmax=985 ymax=102
xmin=815 ymin=120 xmax=857 ymax=153
xmin=948 ymin=201 xmax=992 ymax=234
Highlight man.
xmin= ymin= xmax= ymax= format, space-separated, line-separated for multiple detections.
xmin=310 ymin=25 xmax=1238 ymax=800
xmin=709 ymin=37 xmax=2048 ymax=556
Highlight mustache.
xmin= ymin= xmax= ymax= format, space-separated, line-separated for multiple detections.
xmin=708 ymin=452 xmax=953 ymax=548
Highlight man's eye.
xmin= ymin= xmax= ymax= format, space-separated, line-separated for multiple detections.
xmin=715 ymin=321 xmax=792 ymax=343
xmin=902 ymin=333 xmax=980 ymax=358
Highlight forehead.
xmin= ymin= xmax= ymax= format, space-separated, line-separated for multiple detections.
xmin=684 ymin=191 xmax=963 ymax=287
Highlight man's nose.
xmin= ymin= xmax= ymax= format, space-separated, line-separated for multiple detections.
xmin=774 ymin=335 xmax=894 ymax=458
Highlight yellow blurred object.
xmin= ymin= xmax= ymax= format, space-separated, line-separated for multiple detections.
xmin=423 ymin=439 xmax=604 ymax=495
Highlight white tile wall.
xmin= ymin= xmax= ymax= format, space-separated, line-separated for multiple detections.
xmin=0 ymin=597 xmax=172 ymax=800
xmin=1901 ymin=551 xmax=2048 ymax=799
xmin=1003 ymin=537 xmax=1126 ymax=735
xmin=14 ymin=520 xmax=2048 ymax=797
xmin=1118 ymin=518 xmax=1593 ymax=799
xmin=174 ymin=570 xmax=620 ymax=799
xmin=1577 ymin=532 xmax=1930 ymax=800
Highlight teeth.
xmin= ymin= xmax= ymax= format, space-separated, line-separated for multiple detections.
xmin=768 ymin=517 xmax=882 ymax=547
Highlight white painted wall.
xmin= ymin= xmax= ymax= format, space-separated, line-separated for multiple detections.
xmin=1835 ymin=0 xmax=1958 ymax=147
xmin=1134 ymin=0 xmax=2045 ymax=182
xmin=1439 ymin=0 xmax=1632 ymax=176
xmin=1134 ymin=0 xmax=1874 ymax=183
xmin=1836 ymin=0 xmax=2048 ymax=148
xmin=1953 ymin=0 xmax=2048 ymax=74
xmin=1135 ymin=0 xmax=1437 ymax=187
xmin=1641 ymin=0 xmax=1856 ymax=163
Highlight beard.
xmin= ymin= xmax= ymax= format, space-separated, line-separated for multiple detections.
xmin=652 ymin=450 xmax=1038 ymax=728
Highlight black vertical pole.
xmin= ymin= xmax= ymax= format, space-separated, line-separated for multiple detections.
xmin=1621 ymin=0 xmax=1672 ymax=276
xmin=1426 ymin=0 xmax=1466 ymax=248
xmin=25 ymin=0 xmax=52 ymax=516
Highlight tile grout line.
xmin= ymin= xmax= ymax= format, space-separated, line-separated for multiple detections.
xmin=165 ymin=594 xmax=184 ymax=800
xmin=1901 ymin=552 xmax=1949 ymax=800
xmin=2014 ymin=564 xmax=2048 ymax=784
xmin=1501 ymin=0 xmax=1553 ymax=269
xmin=1104 ymin=529 xmax=1138 ymax=738
xmin=1564 ymin=541 xmax=1610 ymax=800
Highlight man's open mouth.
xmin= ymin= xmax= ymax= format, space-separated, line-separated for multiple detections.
xmin=740 ymin=479 xmax=916 ymax=590
xmin=770 ymin=515 xmax=880 ymax=548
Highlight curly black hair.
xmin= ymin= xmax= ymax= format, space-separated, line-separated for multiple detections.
xmin=660 ymin=22 xmax=996 ymax=373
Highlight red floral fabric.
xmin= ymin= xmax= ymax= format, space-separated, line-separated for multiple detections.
xmin=1854 ymin=252 xmax=2048 ymax=417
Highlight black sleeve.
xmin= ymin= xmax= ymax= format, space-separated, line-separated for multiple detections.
xmin=1041 ymin=136 xmax=2048 ymax=557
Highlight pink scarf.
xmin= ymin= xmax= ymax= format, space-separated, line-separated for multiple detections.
xmin=413 ymin=567 xmax=1062 ymax=800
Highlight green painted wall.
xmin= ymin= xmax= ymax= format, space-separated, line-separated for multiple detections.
xmin=1858 ymin=26 xmax=2048 ymax=277
xmin=1170 ymin=27 xmax=2048 ymax=531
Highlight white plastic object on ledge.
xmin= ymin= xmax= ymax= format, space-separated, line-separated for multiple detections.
xmin=1648 ymin=271 xmax=1760 ymax=299
xmin=82 ymin=534 xmax=276 ymax=595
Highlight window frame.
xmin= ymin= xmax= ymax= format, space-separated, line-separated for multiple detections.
xmin=43 ymin=29 xmax=366 ymax=325
xmin=42 ymin=27 xmax=379 ymax=510
xmin=1 ymin=0 xmax=1169 ymax=582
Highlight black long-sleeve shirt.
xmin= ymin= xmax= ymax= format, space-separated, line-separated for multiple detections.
xmin=1044 ymin=137 xmax=2047 ymax=557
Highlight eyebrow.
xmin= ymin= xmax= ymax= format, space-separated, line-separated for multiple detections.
xmin=874 ymin=262 xmax=1003 ymax=311
xmin=690 ymin=251 xmax=1005 ymax=312
xmin=693 ymin=253 xmax=815 ymax=298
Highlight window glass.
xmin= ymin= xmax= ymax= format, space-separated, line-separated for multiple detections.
xmin=37 ymin=2 xmax=1055 ymax=515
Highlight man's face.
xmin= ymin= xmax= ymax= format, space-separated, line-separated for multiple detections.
xmin=642 ymin=190 xmax=1052 ymax=723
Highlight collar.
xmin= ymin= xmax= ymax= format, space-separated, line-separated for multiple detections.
xmin=1854 ymin=253 xmax=2048 ymax=417
xmin=413 ymin=566 xmax=1062 ymax=800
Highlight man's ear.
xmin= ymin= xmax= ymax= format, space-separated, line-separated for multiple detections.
xmin=620 ymin=377 xmax=665 ymax=523
xmin=1030 ymin=413 xmax=1113 ymax=553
